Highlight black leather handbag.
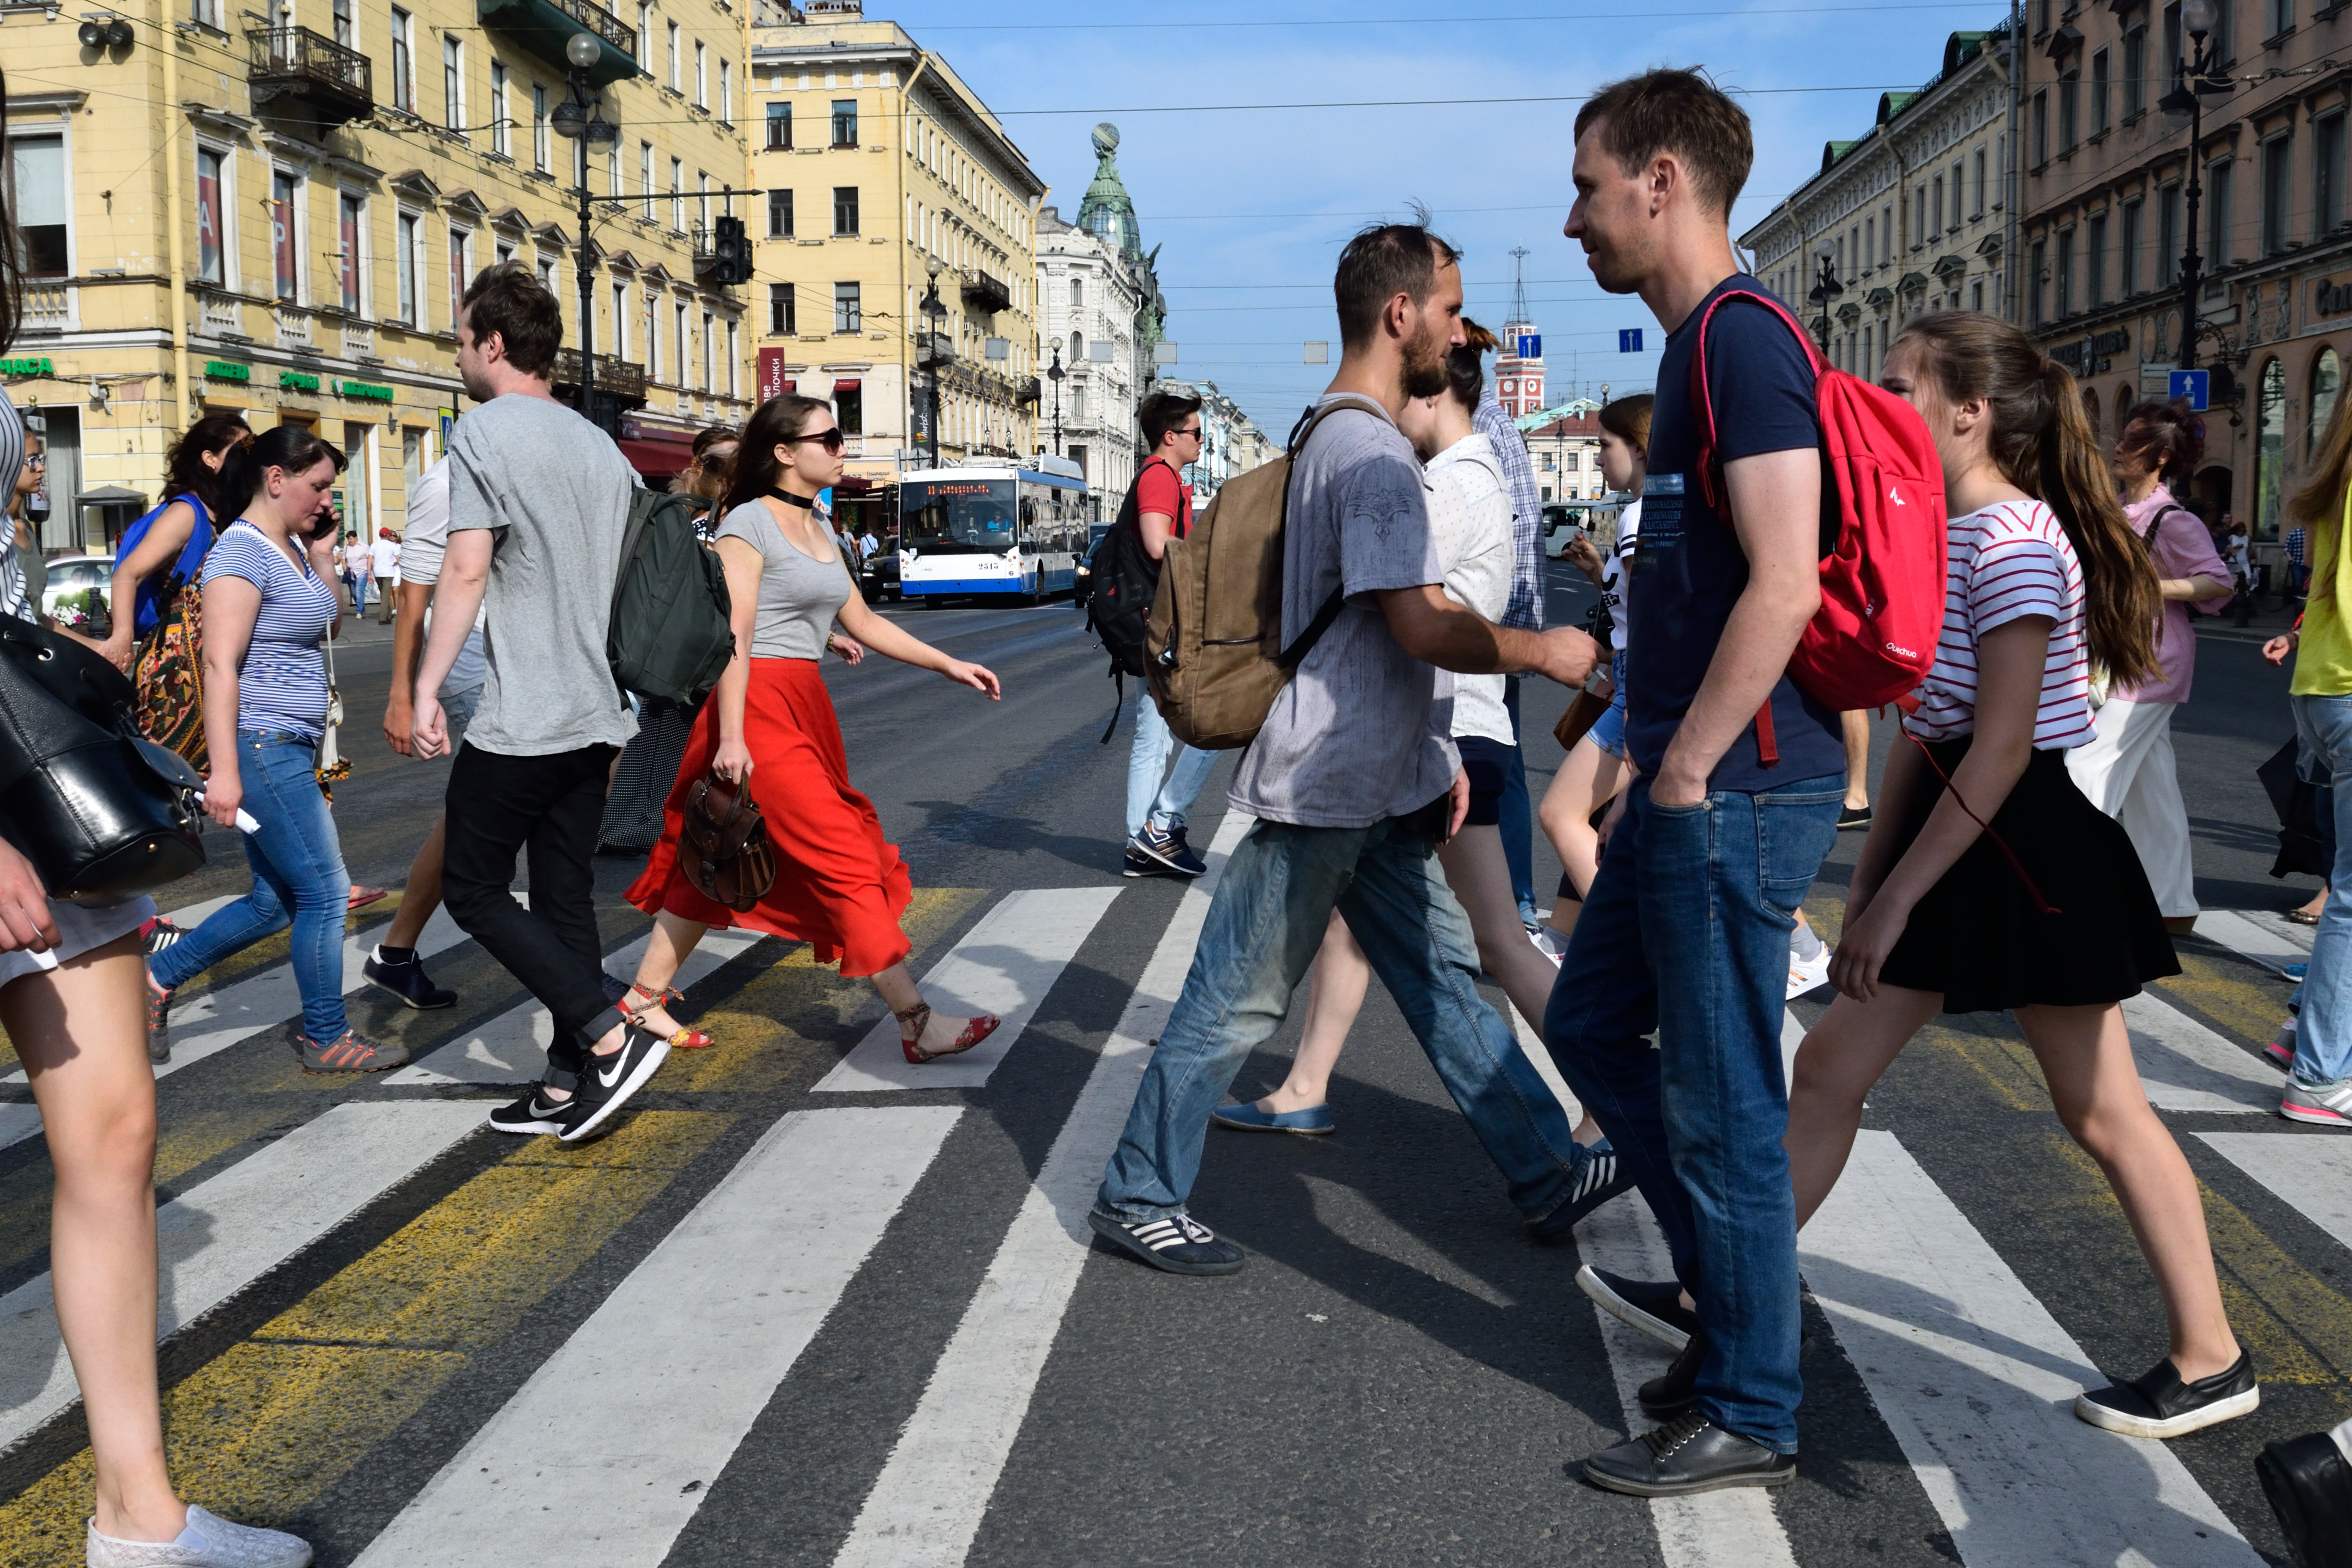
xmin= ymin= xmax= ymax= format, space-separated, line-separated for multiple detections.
xmin=0 ymin=615 xmax=206 ymax=901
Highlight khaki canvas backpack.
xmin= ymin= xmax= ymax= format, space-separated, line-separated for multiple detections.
xmin=1143 ymin=394 xmax=1391 ymax=749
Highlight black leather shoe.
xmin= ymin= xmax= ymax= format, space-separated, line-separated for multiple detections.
xmin=2257 ymin=1430 xmax=2352 ymax=1568
xmin=1582 ymin=1412 xmax=1796 ymax=1497
xmin=2076 ymin=1350 xmax=2259 ymax=1438
xmin=1576 ymin=1264 xmax=1699 ymax=1351
xmin=1638 ymin=1329 xmax=1708 ymax=1419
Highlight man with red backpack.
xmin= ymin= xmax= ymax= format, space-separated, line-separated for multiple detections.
xmin=1548 ymin=70 xmax=1855 ymax=1498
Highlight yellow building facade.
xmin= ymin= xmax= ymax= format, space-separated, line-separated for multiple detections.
xmin=748 ymin=7 xmax=1043 ymax=482
xmin=3 ymin=0 xmax=751 ymax=554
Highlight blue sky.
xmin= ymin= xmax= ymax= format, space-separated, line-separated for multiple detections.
xmin=886 ymin=0 xmax=2010 ymax=435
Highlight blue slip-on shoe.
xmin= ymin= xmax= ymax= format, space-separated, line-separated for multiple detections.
xmin=1211 ymin=1100 xmax=1335 ymax=1135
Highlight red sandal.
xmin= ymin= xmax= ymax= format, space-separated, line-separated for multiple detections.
xmin=622 ymin=982 xmax=714 ymax=1049
xmin=895 ymin=1002 xmax=1001 ymax=1065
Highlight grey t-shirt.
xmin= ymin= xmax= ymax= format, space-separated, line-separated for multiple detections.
xmin=1229 ymin=399 xmax=1458 ymax=828
xmin=714 ymin=499 xmax=853 ymax=659
xmin=446 ymin=393 xmax=638 ymax=755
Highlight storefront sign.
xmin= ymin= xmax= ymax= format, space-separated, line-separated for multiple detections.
xmin=0 ymin=357 xmax=54 ymax=377
xmin=339 ymin=380 xmax=394 ymax=403
xmin=203 ymin=360 xmax=250 ymax=382
xmin=757 ymin=348 xmax=794 ymax=403
xmin=279 ymin=371 xmax=320 ymax=392
xmin=2317 ymin=277 xmax=2352 ymax=317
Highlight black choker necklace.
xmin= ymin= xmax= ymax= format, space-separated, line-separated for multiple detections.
xmin=768 ymin=488 xmax=817 ymax=509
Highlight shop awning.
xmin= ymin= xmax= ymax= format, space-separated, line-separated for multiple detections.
xmin=620 ymin=435 xmax=696 ymax=480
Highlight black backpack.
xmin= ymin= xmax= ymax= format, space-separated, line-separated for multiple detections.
xmin=608 ymin=488 xmax=735 ymax=704
xmin=1084 ymin=459 xmax=1185 ymax=738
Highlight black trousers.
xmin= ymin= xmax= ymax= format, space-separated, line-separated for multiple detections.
xmin=443 ymin=741 xmax=625 ymax=1084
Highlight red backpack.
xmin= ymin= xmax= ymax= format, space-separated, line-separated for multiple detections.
xmin=1689 ymin=288 xmax=1949 ymax=761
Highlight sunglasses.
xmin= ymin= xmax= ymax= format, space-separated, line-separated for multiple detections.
xmin=790 ymin=428 xmax=847 ymax=453
xmin=1176 ymin=425 xmax=1204 ymax=440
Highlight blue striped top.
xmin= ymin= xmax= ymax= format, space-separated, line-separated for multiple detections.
xmin=202 ymin=521 xmax=335 ymax=740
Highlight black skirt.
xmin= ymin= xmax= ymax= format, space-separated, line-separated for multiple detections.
xmin=1876 ymin=737 xmax=2180 ymax=1014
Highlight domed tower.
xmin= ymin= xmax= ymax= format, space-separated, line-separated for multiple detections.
xmin=1074 ymin=122 xmax=1166 ymax=376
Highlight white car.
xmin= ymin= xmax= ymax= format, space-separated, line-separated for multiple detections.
xmin=40 ymin=553 xmax=114 ymax=627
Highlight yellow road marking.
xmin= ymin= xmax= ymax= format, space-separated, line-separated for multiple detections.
xmin=2151 ymin=948 xmax=2290 ymax=1047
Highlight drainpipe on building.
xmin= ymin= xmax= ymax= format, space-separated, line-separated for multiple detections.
xmin=895 ymin=50 xmax=932 ymax=472
xmin=158 ymin=0 xmax=191 ymax=430
xmin=2004 ymin=0 xmax=2023 ymax=325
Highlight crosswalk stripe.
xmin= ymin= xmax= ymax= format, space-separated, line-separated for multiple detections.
xmin=351 ymin=1105 xmax=963 ymax=1568
xmin=2196 ymin=1133 xmax=2352 ymax=1253
xmin=2196 ymin=909 xmax=2310 ymax=975
xmin=2119 ymin=992 xmax=2282 ymax=1113
xmin=828 ymin=813 xmax=1250 ymax=1568
xmin=811 ymin=887 xmax=1124 ymax=1092
xmin=0 ymin=1101 xmax=486 ymax=1452
xmin=1575 ymin=1171 xmax=1803 ymax=1566
xmin=1799 ymin=1129 xmax=2263 ymax=1567
xmin=383 ymin=926 xmax=768 ymax=1085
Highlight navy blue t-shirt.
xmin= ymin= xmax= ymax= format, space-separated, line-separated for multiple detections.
xmin=1627 ymin=276 xmax=1845 ymax=791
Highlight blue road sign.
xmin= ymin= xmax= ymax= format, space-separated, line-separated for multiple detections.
xmin=1517 ymin=334 xmax=1541 ymax=359
xmin=2169 ymin=368 xmax=2210 ymax=411
xmin=1618 ymin=328 xmax=1644 ymax=353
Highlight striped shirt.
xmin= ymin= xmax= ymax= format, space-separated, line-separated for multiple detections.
xmin=202 ymin=521 xmax=336 ymax=740
xmin=0 ymin=388 xmax=28 ymax=622
xmin=1474 ymin=388 xmax=1545 ymax=630
xmin=1904 ymin=497 xmax=2093 ymax=749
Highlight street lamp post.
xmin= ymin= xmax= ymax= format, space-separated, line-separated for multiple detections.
xmin=919 ymin=256 xmax=949 ymax=468
xmin=1807 ymin=242 xmax=1844 ymax=354
xmin=2161 ymin=0 xmax=2233 ymax=372
xmin=550 ymin=34 xmax=620 ymax=428
xmin=1046 ymin=345 xmax=1065 ymax=456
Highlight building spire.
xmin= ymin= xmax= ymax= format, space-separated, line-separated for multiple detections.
xmin=1509 ymin=246 xmax=1532 ymax=331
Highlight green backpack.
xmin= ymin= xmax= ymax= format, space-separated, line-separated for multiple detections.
xmin=607 ymin=488 xmax=735 ymax=704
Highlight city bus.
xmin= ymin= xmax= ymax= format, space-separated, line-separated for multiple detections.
xmin=895 ymin=458 xmax=1089 ymax=605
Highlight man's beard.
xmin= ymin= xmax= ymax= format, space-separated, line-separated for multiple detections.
xmin=1402 ymin=328 xmax=1449 ymax=399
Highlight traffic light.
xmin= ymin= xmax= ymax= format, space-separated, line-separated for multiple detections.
xmin=709 ymin=216 xmax=751 ymax=285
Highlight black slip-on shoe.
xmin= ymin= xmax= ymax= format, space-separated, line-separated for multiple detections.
xmin=1527 ymin=1147 xmax=1637 ymax=1244
xmin=561 ymin=1024 xmax=672 ymax=1143
xmin=1836 ymin=804 xmax=1873 ymax=831
xmin=1582 ymin=1412 xmax=1796 ymax=1497
xmin=2076 ymin=1351 xmax=2259 ymax=1438
xmin=1087 ymin=1210 xmax=1244 ymax=1275
xmin=364 ymin=944 xmax=458 ymax=1009
xmin=1639 ymin=1329 xmax=1710 ymax=1420
xmin=1577 ymin=1264 xmax=1699 ymax=1351
xmin=2256 ymin=1430 xmax=2352 ymax=1568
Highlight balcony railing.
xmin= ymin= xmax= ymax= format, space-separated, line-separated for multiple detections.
xmin=960 ymin=269 xmax=1012 ymax=316
xmin=273 ymin=305 xmax=314 ymax=349
xmin=21 ymin=282 xmax=73 ymax=333
xmin=477 ymin=0 xmax=639 ymax=84
xmin=248 ymin=26 xmax=373 ymax=127
xmin=552 ymin=348 xmax=648 ymax=403
xmin=198 ymin=291 xmax=243 ymax=338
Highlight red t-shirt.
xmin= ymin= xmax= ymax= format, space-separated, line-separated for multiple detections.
xmin=1134 ymin=459 xmax=1192 ymax=540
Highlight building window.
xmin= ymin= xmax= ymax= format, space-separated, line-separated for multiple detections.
xmin=2091 ymin=47 xmax=2110 ymax=136
xmin=1862 ymin=217 xmax=1874 ymax=272
xmin=701 ymin=309 xmax=712 ymax=389
xmin=2320 ymin=115 xmax=2348 ymax=238
xmin=694 ymin=41 xmax=707 ymax=107
xmin=719 ymin=60 xmax=731 ymax=124
xmin=193 ymin=145 xmax=225 ymax=285
xmin=675 ymin=302 xmax=689 ymax=379
xmin=2059 ymin=72 xmax=2079 ymax=153
xmin=448 ymin=227 xmax=470 ymax=331
xmin=1973 ymin=146 xmax=1989 ymax=216
xmin=641 ymin=142 xmax=655 ymax=221
xmin=831 ymin=98 xmax=858 ymax=147
xmin=2209 ymin=158 xmax=2235 ymax=266
xmin=2263 ymin=136 xmax=2293 ymax=254
xmin=2122 ymin=197 xmax=2143 ymax=295
xmin=726 ymin=318 xmax=738 ymax=395
xmin=646 ymin=295 xmax=661 ymax=382
xmin=666 ymin=22 xmax=680 ymax=92
xmin=766 ymin=102 xmax=791 ymax=150
xmin=339 ymin=192 xmax=363 ymax=313
xmin=1070 ymin=276 xmax=1082 ymax=308
xmin=271 ymin=170 xmax=300 ymax=301
xmin=1950 ymin=161 xmax=1964 ymax=229
xmin=833 ymin=186 xmax=858 ymax=237
xmin=2030 ymin=237 xmax=2048 ymax=325
xmin=2124 ymin=26 xmax=2146 ymax=118
xmin=2087 ymin=212 xmax=2107 ymax=308
xmin=2258 ymin=357 xmax=2287 ymax=539
xmin=671 ymin=157 xmax=684 ymax=230
xmin=770 ymin=282 xmax=794 ymax=335
xmin=2033 ymin=90 xmax=2048 ymax=166
xmin=491 ymin=64 xmax=509 ymax=157
xmin=2055 ymin=227 xmax=2075 ymax=317
xmin=396 ymin=212 xmax=418 ymax=323
xmin=2164 ymin=0 xmax=2182 ymax=79
xmin=2269 ymin=0 xmax=2292 ymax=37
xmin=2158 ymin=182 xmax=2181 ymax=285
xmin=390 ymin=7 xmax=413 ymax=111
xmin=190 ymin=0 xmax=221 ymax=27
xmin=2314 ymin=348 xmax=2342 ymax=457
xmin=534 ymin=85 xmax=551 ymax=173
xmin=834 ymin=280 xmax=860 ymax=333
xmin=636 ymin=1 xmax=650 ymax=67
xmin=768 ymin=188 xmax=793 ymax=239
xmin=443 ymin=37 xmax=462 ymax=135
xmin=612 ymin=281 xmax=629 ymax=357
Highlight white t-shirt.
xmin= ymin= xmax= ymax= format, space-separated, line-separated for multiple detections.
xmin=397 ymin=459 xmax=488 ymax=695
xmin=1423 ymin=432 xmax=1515 ymax=747
xmin=1600 ymin=497 xmax=1641 ymax=654
xmin=1904 ymin=497 xmax=2093 ymax=749
xmin=372 ymin=537 xmax=400 ymax=578
xmin=343 ymin=541 xmax=370 ymax=579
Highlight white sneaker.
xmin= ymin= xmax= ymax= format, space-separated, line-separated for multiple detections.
xmin=87 ymin=1505 xmax=311 ymax=1568
xmin=1787 ymin=945 xmax=1832 ymax=1000
xmin=1529 ymin=926 xmax=1569 ymax=966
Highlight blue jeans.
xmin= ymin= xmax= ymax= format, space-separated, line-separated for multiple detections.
xmin=151 ymin=729 xmax=352 ymax=1042
xmin=1500 ymin=677 xmax=1536 ymax=923
xmin=1097 ymin=814 xmax=1587 ymax=1223
xmin=1127 ymin=693 xmax=1219 ymax=840
xmin=1544 ymin=772 xmax=1843 ymax=1453
xmin=2291 ymin=694 xmax=2352 ymax=1086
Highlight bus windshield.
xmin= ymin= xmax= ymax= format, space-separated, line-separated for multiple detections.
xmin=901 ymin=479 xmax=1016 ymax=552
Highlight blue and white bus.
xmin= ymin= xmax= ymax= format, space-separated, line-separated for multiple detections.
xmin=896 ymin=458 xmax=1089 ymax=605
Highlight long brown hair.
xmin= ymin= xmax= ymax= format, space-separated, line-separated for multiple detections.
xmin=2292 ymin=388 xmax=2352 ymax=603
xmin=721 ymin=394 xmax=832 ymax=516
xmin=1894 ymin=312 xmax=2160 ymax=689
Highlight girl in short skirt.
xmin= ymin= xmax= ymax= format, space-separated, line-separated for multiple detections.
xmin=1785 ymin=312 xmax=2255 ymax=1440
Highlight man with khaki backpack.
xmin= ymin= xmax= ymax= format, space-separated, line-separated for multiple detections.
xmin=1089 ymin=221 xmax=1602 ymax=1275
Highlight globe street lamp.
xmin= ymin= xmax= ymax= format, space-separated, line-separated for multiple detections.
xmin=919 ymin=256 xmax=950 ymax=468
xmin=1046 ymin=345 xmax=1065 ymax=456
xmin=2161 ymin=0 xmax=2234 ymax=371
xmin=1807 ymin=239 xmax=1844 ymax=353
xmin=551 ymin=33 xmax=621 ymax=426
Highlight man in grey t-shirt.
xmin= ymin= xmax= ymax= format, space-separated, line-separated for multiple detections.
xmin=412 ymin=263 xmax=665 ymax=1146
xmin=1091 ymin=225 xmax=1603 ymax=1275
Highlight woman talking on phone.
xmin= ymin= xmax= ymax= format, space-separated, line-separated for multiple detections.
xmin=621 ymin=393 xmax=1005 ymax=1064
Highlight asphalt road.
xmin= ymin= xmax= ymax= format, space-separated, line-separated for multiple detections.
xmin=0 ymin=567 xmax=2346 ymax=1568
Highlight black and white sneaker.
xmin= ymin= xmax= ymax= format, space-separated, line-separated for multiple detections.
xmin=488 ymin=1086 xmax=576 ymax=1137
xmin=1121 ymin=846 xmax=1164 ymax=879
xmin=1133 ymin=824 xmax=1207 ymax=877
xmin=1582 ymin=1411 xmax=1796 ymax=1497
xmin=2076 ymin=1351 xmax=2260 ymax=1438
xmin=364 ymin=944 xmax=457 ymax=1009
xmin=1528 ymin=1145 xmax=1637 ymax=1244
xmin=560 ymin=1024 xmax=671 ymax=1143
xmin=1087 ymin=1209 xmax=1245 ymax=1275
xmin=140 ymin=915 xmax=187 ymax=958
xmin=1577 ymin=1264 xmax=1701 ymax=1351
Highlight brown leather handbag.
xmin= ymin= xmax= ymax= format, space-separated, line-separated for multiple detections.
xmin=680 ymin=770 xmax=777 ymax=912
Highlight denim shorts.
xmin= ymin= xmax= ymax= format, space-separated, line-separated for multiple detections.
xmin=1589 ymin=651 xmax=1630 ymax=760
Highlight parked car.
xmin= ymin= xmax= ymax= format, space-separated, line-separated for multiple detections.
xmin=859 ymin=543 xmax=901 ymax=603
xmin=41 ymin=553 xmax=114 ymax=633
xmin=1072 ymin=528 xmax=1111 ymax=611
xmin=1541 ymin=504 xmax=1588 ymax=559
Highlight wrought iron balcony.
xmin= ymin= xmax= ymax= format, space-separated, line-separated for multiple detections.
xmin=551 ymin=348 xmax=648 ymax=403
xmin=248 ymin=26 xmax=373 ymax=127
xmin=478 ymin=0 xmax=640 ymax=84
xmin=960 ymin=269 xmax=1012 ymax=316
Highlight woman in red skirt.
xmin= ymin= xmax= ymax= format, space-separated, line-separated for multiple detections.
xmin=624 ymin=393 xmax=1004 ymax=1063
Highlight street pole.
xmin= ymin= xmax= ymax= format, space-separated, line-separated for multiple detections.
xmin=1047 ymin=345 xmax=1064 ymax=457
xmin=2164 ymin=0 xmax=2230 ymax=372
xmin=554 ymin=35 xmax=618 ymax=430
xmin=577 ymin=123 xmax=596 ymax=424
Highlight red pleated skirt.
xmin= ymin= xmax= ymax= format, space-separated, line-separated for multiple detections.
xmin=626 ymin=658 xmax=913 ymax=976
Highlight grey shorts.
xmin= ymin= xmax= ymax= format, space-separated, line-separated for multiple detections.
xmin=443 ymin=684 xmax=481 ymax=752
